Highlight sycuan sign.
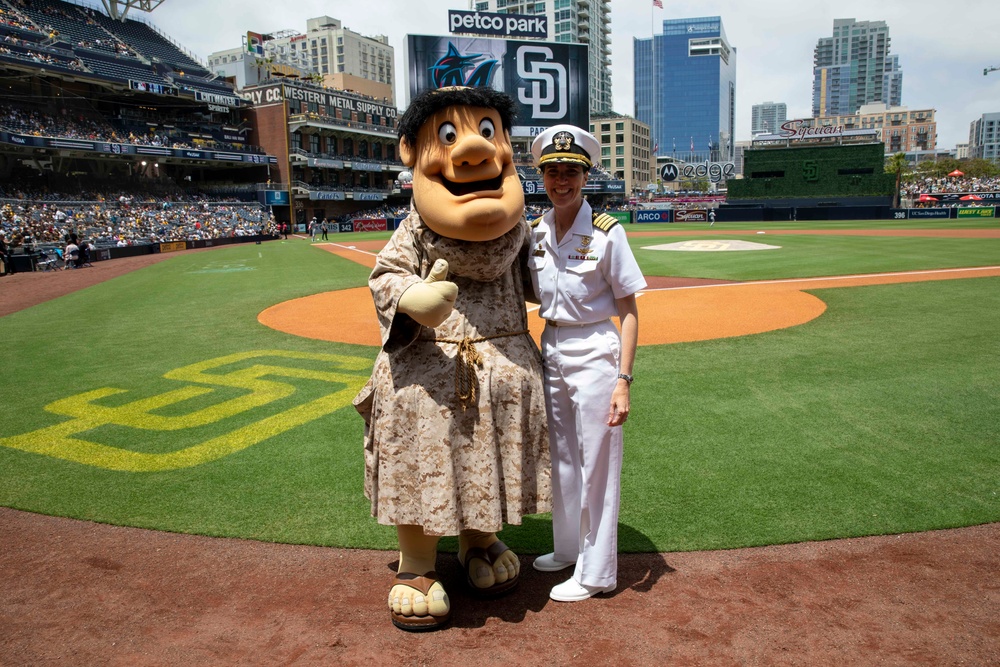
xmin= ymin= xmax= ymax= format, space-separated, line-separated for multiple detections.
xmin=778 ymin=119 xmax=846 ymax=139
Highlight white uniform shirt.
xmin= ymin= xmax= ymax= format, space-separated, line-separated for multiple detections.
xmin=528 ymin=200 xmax=646 ymax=324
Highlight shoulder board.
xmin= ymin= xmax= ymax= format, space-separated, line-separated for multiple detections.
xmin=592 ymin=212 xmax=619 ymax=232
xmin=529 ymin=216 xmax=544 ymax=228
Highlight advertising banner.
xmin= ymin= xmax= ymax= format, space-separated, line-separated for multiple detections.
xmin=264 ymin=190 xmax=289 ymax=206
xmin=907 ymin=208 xmax=950 ymax=219
xmin=0 ymin=131 xmax=276 ymax=165
xmin=159 ymin=241 xmax=187 ymax=254
xmin=956 ymin=207 xmax=996 ymax=218
xmin=932 ymin=192 xmax=1000 ymax=203
xmin=605 ymin=211 xmax=631 ymax=225
xmin=309 ymin=191 xmax=346 ymax=201
xmin=522 ymin=180 xmax=626 ymax=195
xmin=406 ymin=35 xmax=588 ymax=136
xmin=353 ymin=192 xmax=385 ymax=201
xmin=634 ymin=209 xmax=672 ymax=223
xmin=353 ymin=219 xmax=388 ymax=232
xmin=674 ymin=209 xmax=709 ymax=223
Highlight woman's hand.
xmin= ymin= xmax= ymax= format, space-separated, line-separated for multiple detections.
xmin=607 ymin=380 xmax=631 ymax=427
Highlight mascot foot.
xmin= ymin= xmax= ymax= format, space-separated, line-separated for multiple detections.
xmin=388 ymin=572 xmax=451 ymax=632
xmin=458 ymin=540 xmax=520 ymax=597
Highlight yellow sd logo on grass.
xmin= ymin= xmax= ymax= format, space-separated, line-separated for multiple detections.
xmin=0 ymin=350 xmax=370 ymax=472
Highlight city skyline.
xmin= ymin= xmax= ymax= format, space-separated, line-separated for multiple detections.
xmin=148 ymin=0 xmax=1000 ymax=150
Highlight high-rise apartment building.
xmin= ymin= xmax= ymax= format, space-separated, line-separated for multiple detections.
xmin=812 ymin=18 xmax=902 ymax=118
xmin=634 ymin=16 xmax=736 ymax=163
xmin=751 ymin=101 xmax=787 ymax=135
xmin=469 ymin=0 xmax=612 ymax=115
xmin=209 ymin=16 xmax=394 ymax=102
xmin=969 ymin=112 xmax=1000 ymax=163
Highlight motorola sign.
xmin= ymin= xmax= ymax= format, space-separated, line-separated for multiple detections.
xmin=661 ymin=160 xmax=736 ymax=183
xmin=660 ymin=163 xmax=679 ymax=182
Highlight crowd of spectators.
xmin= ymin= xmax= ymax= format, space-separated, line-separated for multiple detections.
xmin=0 ymin=7 xmax=34 ymax=31
xmin=0 ymin=101 xmax=263 ymax=154
xmin=900 ymin=175 xmax=1000 ymax=198
xmin=1 ymin=197 xmax=276 ymax=253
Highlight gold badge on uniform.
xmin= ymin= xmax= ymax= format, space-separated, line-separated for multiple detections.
xmin=532 ymin=242 xmax=546 ymax=257
xmin=574 ymin=234 xmax=593 ymax=255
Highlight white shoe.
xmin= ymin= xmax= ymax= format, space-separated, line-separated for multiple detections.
xmin=532 ymin=553 xmax=576 ymax=572
xmin=549 ymin=578 xmax=616 ymax=602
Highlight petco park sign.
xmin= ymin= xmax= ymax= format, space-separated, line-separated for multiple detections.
xmin=448 ymin=10 xmax=548 ymax=38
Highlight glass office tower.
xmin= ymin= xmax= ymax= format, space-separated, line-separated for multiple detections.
xmin=634 ymin=16 xmax=736 ymax=163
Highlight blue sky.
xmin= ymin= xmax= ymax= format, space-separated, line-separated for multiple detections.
xmin=146 ymin=0 xmax=1000 ymax=149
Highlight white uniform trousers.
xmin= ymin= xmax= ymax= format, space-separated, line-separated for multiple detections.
xmin=541 ymin=319 xmax=623 ymax=588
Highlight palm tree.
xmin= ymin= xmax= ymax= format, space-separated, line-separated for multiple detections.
xmin=885 ymin=152 xmax=909 ymax=208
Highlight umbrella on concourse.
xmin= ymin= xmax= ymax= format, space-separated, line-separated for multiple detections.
xmin=948 ymin=169 xmax=964 ymax=177
xmin=918 ymin=194 xmax=939 ymax=202
xmin=960 ymin=194 xmax=982 ymax=201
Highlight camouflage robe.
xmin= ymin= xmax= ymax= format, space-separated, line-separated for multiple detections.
xmin=354 ymin=209 xmax=551 ymax=536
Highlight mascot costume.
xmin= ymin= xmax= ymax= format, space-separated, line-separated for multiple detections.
xmin=354 ymin=86 xmax=550 ymax=631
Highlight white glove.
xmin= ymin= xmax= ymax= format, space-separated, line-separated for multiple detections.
xmin=397 ymin=259 xmax=458 ymax=328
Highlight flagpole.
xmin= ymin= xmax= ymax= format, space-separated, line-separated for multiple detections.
xmin=651 ymin=0 xmax=656 ymax=170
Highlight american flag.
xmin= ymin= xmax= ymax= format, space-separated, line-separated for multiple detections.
xmin=653 ymin=0 xmax=663 ymax=8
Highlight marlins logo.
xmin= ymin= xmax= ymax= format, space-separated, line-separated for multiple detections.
xmin=429 ymin=43 xmax=499 ymax=88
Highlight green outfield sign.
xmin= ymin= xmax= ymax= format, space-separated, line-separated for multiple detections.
xmin=956 ymin=207 xmax=996 ymax=218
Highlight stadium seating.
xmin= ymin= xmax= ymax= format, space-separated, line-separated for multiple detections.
xmin=14 ymin=0 xmax=127 ymax=56
xmin=84 ymin=6 xmax=210 ymax=76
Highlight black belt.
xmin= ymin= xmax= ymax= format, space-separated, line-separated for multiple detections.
xmin=545 ymin=319 xmax=606 ymax=328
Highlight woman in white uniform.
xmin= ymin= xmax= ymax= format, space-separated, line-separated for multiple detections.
xmin=527 ymin=125 xmax=646 ymax=602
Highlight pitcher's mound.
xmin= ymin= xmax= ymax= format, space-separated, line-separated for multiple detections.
xmin=645 ymin=240 xmax=780 ymax=251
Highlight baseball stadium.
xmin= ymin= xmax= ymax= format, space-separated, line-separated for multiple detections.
xmin=1 ymin=1 xmax=998 ymax=664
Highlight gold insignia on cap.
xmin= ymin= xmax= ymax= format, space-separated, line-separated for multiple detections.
xmin=554 ymin=131 xmax=573 ymax=151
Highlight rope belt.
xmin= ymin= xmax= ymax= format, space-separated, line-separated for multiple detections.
xmin=423 ymin=330 xmax=529 ymax=409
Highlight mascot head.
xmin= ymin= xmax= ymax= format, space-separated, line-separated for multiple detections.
xmin=398 ymin=87 xmax=524 ymax=242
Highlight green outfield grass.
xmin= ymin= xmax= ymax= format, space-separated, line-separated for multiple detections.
xmin=1 ymin=223 xmax=998 ymax=553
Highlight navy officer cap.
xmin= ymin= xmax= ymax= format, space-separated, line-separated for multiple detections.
xmin=531 ymin=124 xmax=600 ymax=170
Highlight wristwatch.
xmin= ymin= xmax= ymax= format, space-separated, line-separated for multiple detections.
xmin=617 ymin=373 xmax=634 ymax=385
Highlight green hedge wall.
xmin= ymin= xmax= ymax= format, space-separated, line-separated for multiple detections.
xmin=728 ymin=143 xmax=895 ymax=199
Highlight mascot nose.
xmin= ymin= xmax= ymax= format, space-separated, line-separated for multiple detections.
xmin=451 ymin=134 xmax=495 ymax=167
